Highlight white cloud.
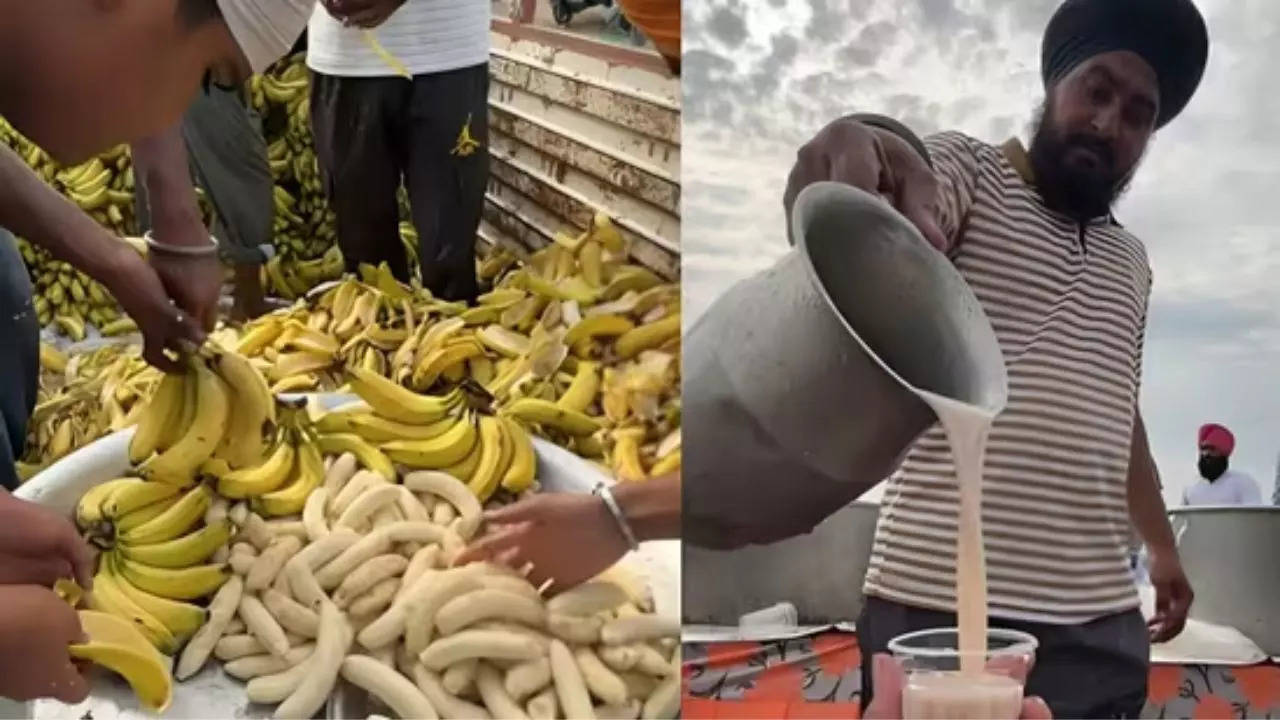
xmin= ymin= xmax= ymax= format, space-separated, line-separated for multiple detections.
xmin=683 ymin=0 xmax=1280 ymax=504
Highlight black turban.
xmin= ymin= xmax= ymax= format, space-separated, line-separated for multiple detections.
xmin=1041 ymin=0 xmax=1209 ymax=128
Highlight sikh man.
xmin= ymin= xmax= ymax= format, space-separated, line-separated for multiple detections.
xmin=1183 ymin=423 xmax=1262 ymax=506
xmin=783 ymin=0 xmax=1207 ymax=716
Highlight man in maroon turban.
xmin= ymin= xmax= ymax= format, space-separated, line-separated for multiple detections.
xmin=1183 ymin=423 xmax=1263 ymax=506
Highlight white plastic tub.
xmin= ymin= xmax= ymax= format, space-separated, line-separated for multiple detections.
xmin=14 ymin=394 xmax=679 ymax=718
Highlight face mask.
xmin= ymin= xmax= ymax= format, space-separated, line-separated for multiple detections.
xmin=1198 ymin=455 xmax=1228 ymax=481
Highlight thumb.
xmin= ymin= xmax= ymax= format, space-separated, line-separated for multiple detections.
xmin=896 ymin=176 xmax=948 ymax=252
xmin=1021 ymin=696 xmax=1053 ymax=720
xmin=864 ymin=654 xmax=904 ymax=720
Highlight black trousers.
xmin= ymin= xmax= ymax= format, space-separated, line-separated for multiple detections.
xmin=310 ymin=64 xmax=488 ymax=303
xmin=0 ymin=229 xmax=39 ymax=490
xmin=857 ymin=596 xmax=1151 ymax=719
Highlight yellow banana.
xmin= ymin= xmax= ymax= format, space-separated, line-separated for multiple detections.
xmin=113 ymin=495 xmax=182 ymax=535
xmin=254 ymin=433 xmax=324 ymax=517
xmin=117 ymin=556 xmax=229 ymax=601
xmin=217 ymin=431 xmax=296 ymax=498
xmin=54 ymin=314 xmax=87 ymax=341
xmin=467 ymin=416 xmax=508 ymax=502
xmin=442 ymin=435 xmax=483 ymax=482
xmin=381 ymin=414 xmax=478 ymax=469
xmin=75 ymin=477 xmax=142 ymax=528
xmin=346 ymin=364 xmax=460 ymax=424
xmin=211 ymin=349 xmax=276 ymax=468
xmin=70 ymin=610 xmax=173 ymax=712
xmin=503 ymin=398 xmax=602 ymax=437
xmin=100 ymin=317 xmax=138 ymax=337
xmin=236 ymin=320 xmax=284 ymax=356
xmin=324 ymin=411 xmax=459 ymax=444
xmin=107 ymin=555 xmax=207 ymax=640
xmin=592 ymin=211 xmax=626 ymax=253
xmin=602 ymin=265 xmax=662 ymax=301
xmin=39 ymin=342 xmax=67 ymax=373
xmin=100 ymin=479 xmax=182 ymax=520
xmin=579 ymin=239 xmax=604 ymax=287
xmin=615 ymin=313 xmax=681 ymax=360
xmin=140 ymin=358 xmax=229 ymax=487
xmin=270 ymin=373 xmax=319 ymax=394
xmin=499 ymin=417 xmax=536 ymax=493
xmin=120 ymin=484 xmax=211 ymax=545
xmin=556 ymin=361 xmax=600 ymax=414
xmin=119 ymin=519 xmax=232 ymax=569
xmin=87 ymin=566 xmax=179 ymax=654
xmin=269 ymin=351 xmax=334 ymax=383
xmin=314 ymin=433 xmax=397 ymax=480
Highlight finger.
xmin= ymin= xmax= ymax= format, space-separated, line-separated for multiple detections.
xmin=452 ymin=524 xmax=526 ymax=566
xmin=782 ymin=144 xmax=827 ymax=240
xmin=1021 ymin=696 xmax=1053 ymax=720
xmin=895 ymin=175 xmax=948 ymax=251
xmin=863 ymin=653 xmax=903 ymax=720
xmin=0 ymin=554 xmax=73 ymax=587
xmin=143 ymin=340 xmax=181 ymax=373
xmin=494 ymin=546 xmax=523 ymax=570
xmin=51 ymin=663 xmax=90 ymax=705
xmin=170 ymin=308 xmax=206 ymax=347
xmin=481 ymin=499 xmax=547 ymax=525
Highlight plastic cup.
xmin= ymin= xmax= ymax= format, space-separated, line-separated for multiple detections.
xmin=888 ymin=627 xmax=1039 ymax=720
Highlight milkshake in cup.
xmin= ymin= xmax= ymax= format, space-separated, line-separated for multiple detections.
xmin=889 ymin=627 xmax=1039 ymax=720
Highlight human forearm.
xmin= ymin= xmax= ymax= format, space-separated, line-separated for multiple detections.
xmin=1127 ymin=411 xmax=1177 ymax=553
xmin=0 ymin=145 xmax=129 ymax=279
xmin=131 ymin=126 xmax=206 ymax=246
xmin=613 ymin=472 xmax=680 ymax=542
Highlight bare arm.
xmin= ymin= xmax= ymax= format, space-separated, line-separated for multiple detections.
xmin=1126 ymin=411 xmax=1176 ymax=553
xmin=0 ymin=145 xmax=133 ymax=278
xmin=131 ymin=126 xmax=205 ymax=246
xmin=613 ymin=472 xmax=680 ymax=542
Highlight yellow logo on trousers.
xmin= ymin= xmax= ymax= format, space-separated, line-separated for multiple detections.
xmin=451 ymin=114 xmax=482 ymax=157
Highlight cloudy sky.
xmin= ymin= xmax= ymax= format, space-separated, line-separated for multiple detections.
xmin=682 ymin=0 xmax=1280 ymax=506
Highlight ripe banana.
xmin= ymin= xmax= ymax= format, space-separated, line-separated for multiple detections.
xmin=119 ymin=519 xmax=232 ymax=569
xmin=315 ymin=433 xmax=397 ymax=480
xmin=346 ymin=364 xmax=460 ymax=424
xmin=69 ymin=610 xmax=173 ymax=712
xmin=76 ymin=477 xmax=143 ymax=528
xmin=120 ymin=484 xmax=211 ymax=545
xmin=564 ymin=314 xmax=635 ymax=350
xmin=101 ymin=479 xmax=182 ymax=520
xmin=322 ymin=411 xmax=458 ymax=444
xmin=217 ymin=431 xmax=296 ymax=498
xmin=499 ymin=417 xmax=536 ymax=493
xmin=381 ymin=414 xmax=478 ymax=469
xmin=87 ymin=565 xmax=180 ymax=654
xmin=211 ymin=349 xmax=276 ymax=469
xmin=254 ymin=432 xmax=324 ymax=516
xmin=140 ymin=358 xmax=230 ymax=486
xmin=468 ymin=416 xmax=508 ymax=502
xmin=117 ymin=556 xmax=229 ymax=601
xmin=107 ymin=555 xmax=207 ymax=640
xmin=112 ymin=495 xmax=182 ymax=535
xmin=503 ymin=398 xmax=602 ymax=437
xmin=128 ymin=371 xmax=185 ymax=464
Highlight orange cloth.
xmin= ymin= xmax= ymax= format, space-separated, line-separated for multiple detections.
xmin=617 ymin=0 xmax=680 ymax=61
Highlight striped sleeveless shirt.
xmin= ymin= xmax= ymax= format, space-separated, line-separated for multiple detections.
xmin=863 ymin=131 xmax=1150 ymax=625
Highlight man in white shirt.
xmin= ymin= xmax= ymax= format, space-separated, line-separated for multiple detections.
xmin=308 ymin=0 xmax=490 ymax=303
xmin=1182 ymin=423 xmax=1263 ymax=506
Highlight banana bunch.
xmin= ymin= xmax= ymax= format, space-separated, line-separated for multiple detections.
xmin=18 ymin=344 xmax=159 ymax=481
xmin=262 ymin=243 xmax=344 ymax=302
xmin=69 ymin=608 xmax=174 ymax=712
xmin=16 ymin=237 xmax=139 ymax=335
xmin=74 ymin=479 xmax=231 ymax=658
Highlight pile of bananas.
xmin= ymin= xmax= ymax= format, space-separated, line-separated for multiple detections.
xmin=17 ymin=237 xmax=147 ymax=335
xmin=18 ymin=343 xmax=159 ymax=482
xmin=223 ymin=213 xmax=681 ymax=481
xmin=252 ymin=53 xmax=339 ymax=268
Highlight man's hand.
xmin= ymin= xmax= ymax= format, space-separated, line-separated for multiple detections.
xmin=0 ymin=585 xmax=89 ymax=704
xmin=1147 ymin=548 xmax=1194 ymax=643
xmin=322 ymin=0 xmax=407 ymax=28
xmin=0 ymin=492 xmax=94 ymax=589
xmin=784 ymin=117 xmax=948 ymax=251
xmin=453 ymin=493 xmax=630 ymax=595
xmin=148 ymin=247 xmax=222 ymax=332
xmin=863 ymin=653 xmax=1052 ymax=719
xmin=99 ymin=242 xmax=205 ymax=372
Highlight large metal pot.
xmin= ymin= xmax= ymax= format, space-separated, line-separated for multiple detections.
xmin=683 ymin=501 xmax=881 ymax=624
xmin=684 ymin=182 xmax=1008 ymax=548
xmin=1169 ymin=506 xmax=1280 ymax=655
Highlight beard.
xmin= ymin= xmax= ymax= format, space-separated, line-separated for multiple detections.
xmin=1028 ymin=102 xmax=1139 ymax=222
xmin=1198 ymin=455 xmax=1228 ymax=482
